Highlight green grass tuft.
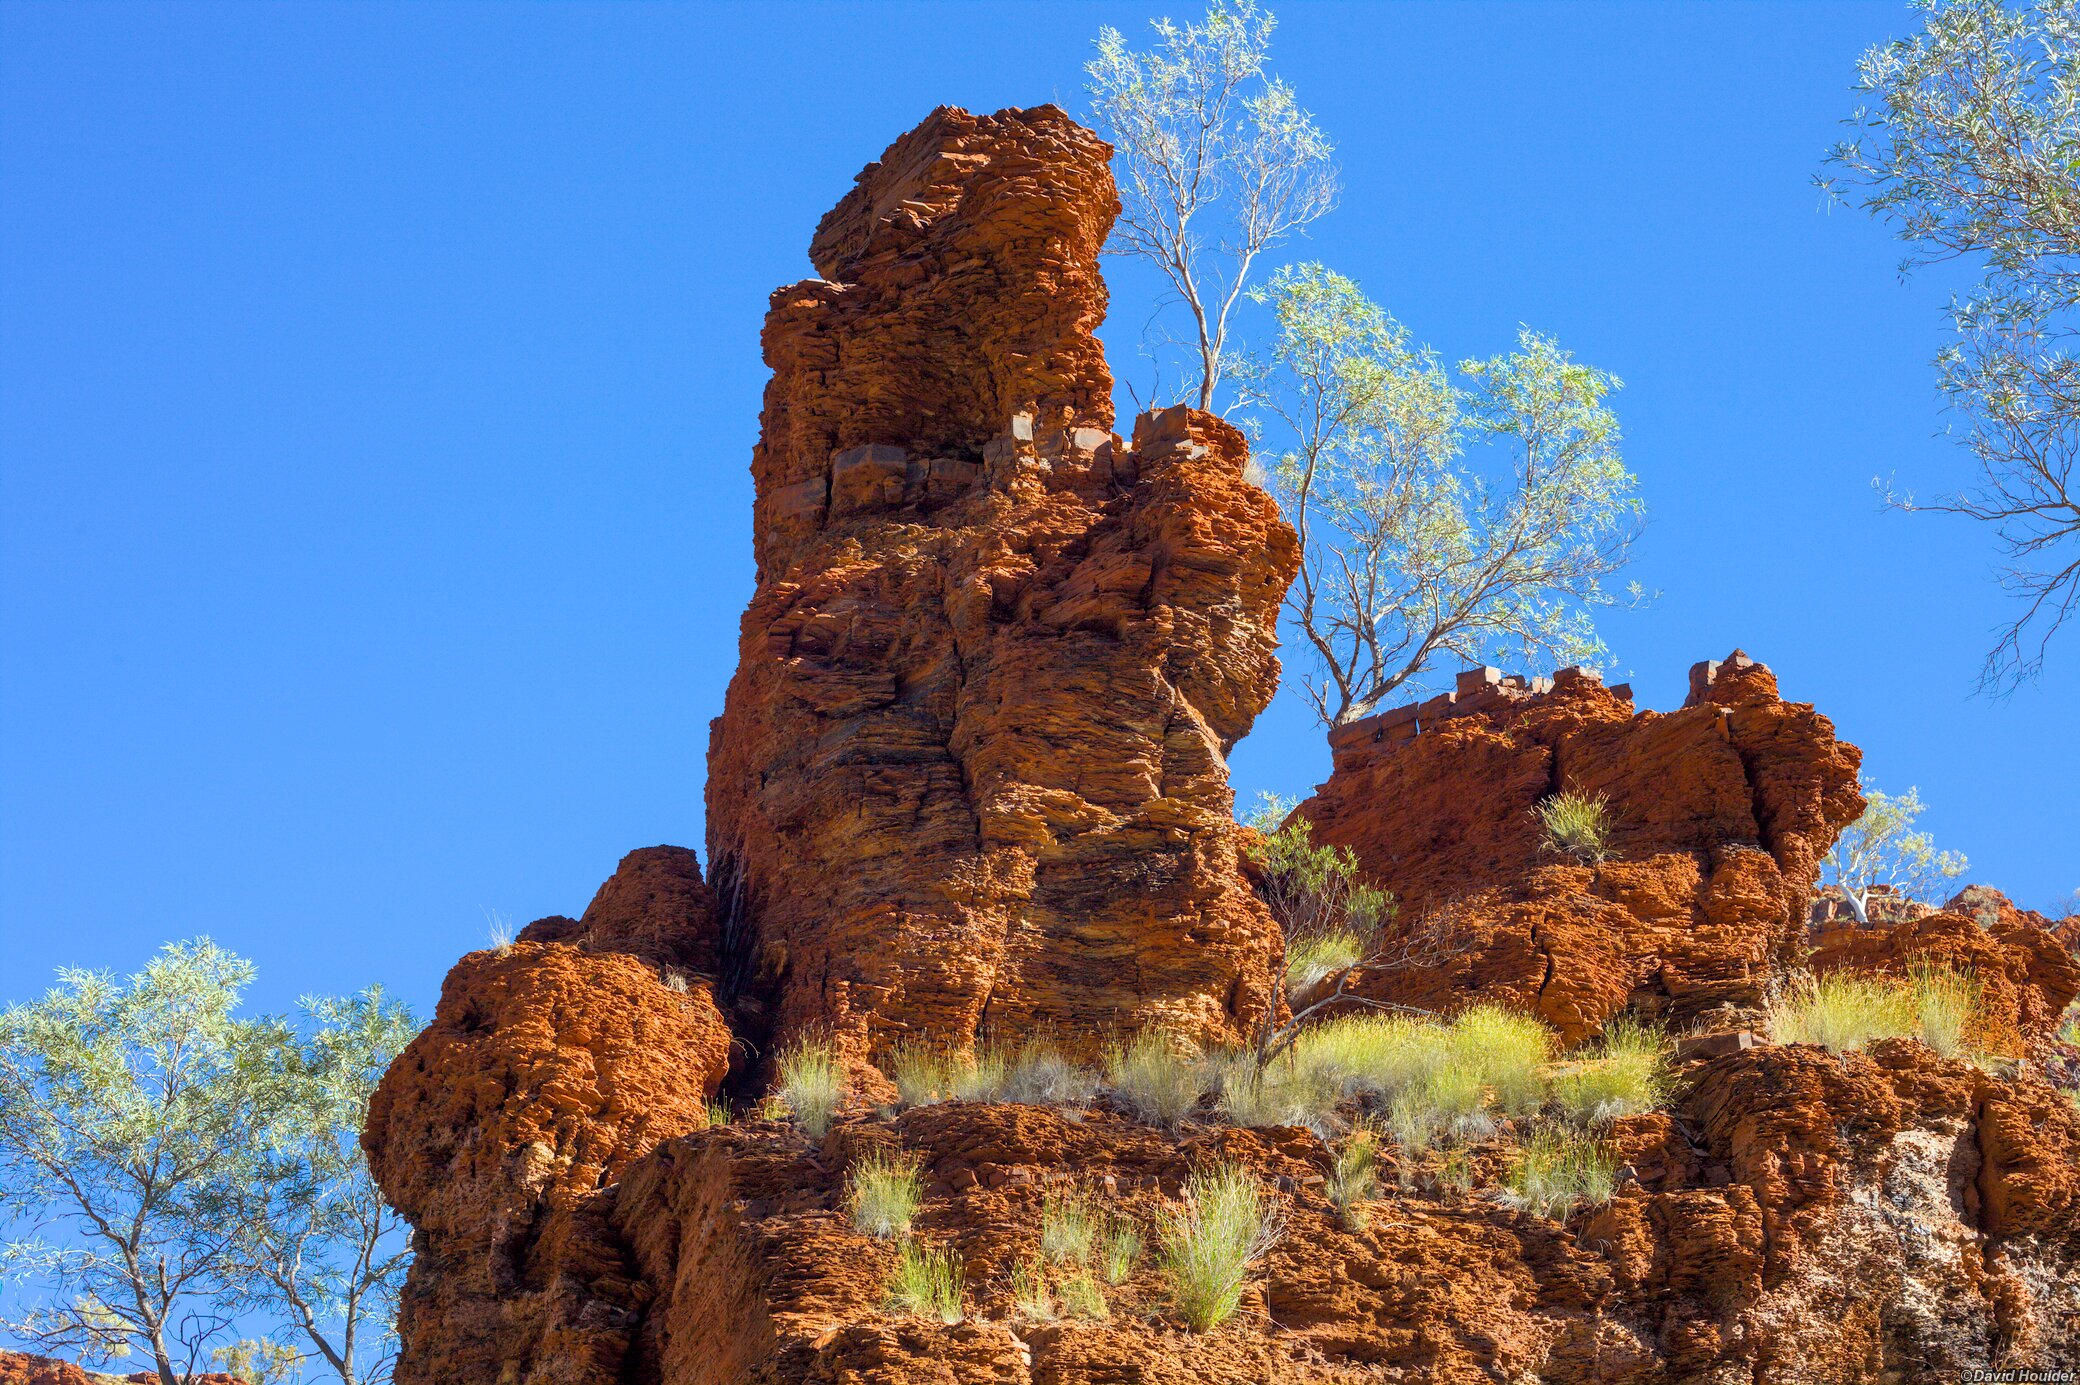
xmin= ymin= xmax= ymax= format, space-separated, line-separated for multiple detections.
xmin=846 ymin=1148 xmax=922 ymax=1239
xmin=776 ymin=1036 xmax=844 ymax=1138
xmin=1501 ymin=1130 xmax=1617 ymax=1219
xmin=1775 ymin=973 xmax=1917 ymax=1053
xmin=885 ymin=1241 xmax=964 ymax=1323
xmin=1059 ymin=1271 xmax=1109 ymax=1320
xmin=1158 ymin=1163 xmax=1281 ymax=1331
xmin=1325 ymin=1127 xmax=1380 ymax=1229
xmin=1106 ymin=1031 xmax=1208 ymax=1127
xmin=1536 ymin=790 xmax=1615 ymax=863
xmin=1550 ymin=1018 xmax=1667 ymax=1127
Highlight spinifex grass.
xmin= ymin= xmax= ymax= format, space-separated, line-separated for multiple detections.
xmin=1157 ymin=1163 xmax=1281 ymax=1331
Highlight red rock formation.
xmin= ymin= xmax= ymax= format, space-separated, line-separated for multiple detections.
xmin=1294 ymin=655 xmax=1865 ymax=1042
xmin=364 ymin=853 xmax=735 ymax=1385
xmin=1810 ymin=910 xmax=2080 ymax=1052
xmin=0 ymin=1356 xmax=237 ymax=1385
xmin=593 ymin=1037 xmax=2077 ymax=1383
xmin=705 ymin=103 xmax=1297 ymax=1084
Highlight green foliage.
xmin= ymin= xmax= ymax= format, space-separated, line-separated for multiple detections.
xmin=1549 ymin=1018 xmax=1667 ymax=1128
xmin=212 ymin=1338 xmax=300 ymax=1384
xmin=1085 ymin=1 xmax=1337 ymax=410
xmin=1822 ymin=781 xmax=1969 ymax=920
xmin=1059 ymin=1270 xmax=1110 ymax=1320
xmin=1910 ymin=963 xmax=1987 ymax=1058
xmin=1039 ymin=1189 xmax=1100 ymax=1266
xmin=1501 ymin=1131 xmax=1618 ymax=1219
xmin=1213 ymin=1049 xmax=1342 ymax=1134
xmin=1242 ymin=797 xmax=1392 ymax=998
xmin=846 ymin=1149 xmax=923 ymax=1240
xmin=1821 ymin=0 xmax=2080 ymax=684
xmin=1776 ymin=973 xmax=1919 ymax=1053
xmin=1100 ymin=1218 xmax=1143 ymax=1285
xmin=1105 ymin=1032 xmax=1208 ymax=1127
xmin=703 ymin=1098 xmax=732 ymax=1128
xmin=885 ymin=1241 xmax=964 ymax=1324
xmin=1535 ymin=791 xmax=1616 ymax=865
xmin=0 ymin=941 xmax=414 ymax=1385
xmin=1324 ymin=1127 xmax=1379 ymax=1229
xmin=1158 ymin=1163 xmax=1281 ymax=1331
xmin=1775 ymin=964 xmax=1992 ymax=1059
xmin=776 ymin=1036 xmax=845 ymax=1138
xmin=887 ymin=1040 xmax=950 ymax=1108
xmin=1234 ymin=262 xmax=1642 ymax=725
xmin=1009 ymin=1259 xmax=1056 ymax=1321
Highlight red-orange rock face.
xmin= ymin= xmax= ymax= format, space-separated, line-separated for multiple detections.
xmin=1295 ymin=655 xmax=1866 ymax=1043
xmin=364 ymin=853 xmax=734 ymax=1385
xmin=591 ymin=1038 xmax=2078 ymax=1384
xmin=705 ymin=104 xmax=1297 ymax=1084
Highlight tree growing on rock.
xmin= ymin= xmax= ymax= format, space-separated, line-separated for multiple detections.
xmin=1241 ymin=795 xmax=1461 ymax=1065
xmin=1233 ymin=263 xmax=1645 ymax=725
xmin=1820 ymin=781 xmax=1971 ymax=924
xmin=1823 ymin=0 xmax=2080 ymax=687
xmin=1085 ymin=1 xmax=1338 ymax=411
xmin=0 ymin=942 xmax=413 ymax=1385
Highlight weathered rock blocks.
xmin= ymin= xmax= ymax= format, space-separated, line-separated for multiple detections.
xmin=705 ymin=103 xmax=1297 ymax=1083
xmin=1295 ymin=654 xmax=1867 ymax=1042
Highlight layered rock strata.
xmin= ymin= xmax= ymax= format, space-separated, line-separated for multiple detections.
xmin=1295 ymin=653 xmax=1866 ymax=1043
xmin=703 ymin=103 xmax=1297 ymax=1084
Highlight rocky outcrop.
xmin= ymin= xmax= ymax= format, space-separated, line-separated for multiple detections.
xmin=364 ymin=852 xmax=735 ymax=1385
xmin=1810 ymin=910 xmax=2080 ymax=1054
xmin=1294 ymin=654 xmax=1866 ymax=1042
xmin=704 ymin=103 xmax=1297 ymax=1086
xmin=579 ymin=1037 xmax=2078 ymax=1384
xmin=0 ymin=1355 xmax=238 ymax=1385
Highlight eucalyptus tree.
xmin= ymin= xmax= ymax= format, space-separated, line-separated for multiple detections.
xmin=1086 ymin=1 xmax=1337 ymax=410
xmin=1820 ymin=781 xmax=1971 ymax=924
xmin=0 ymin=941 xmax=414 ymax=1384
xmin=1233 ymin=263 xmax=1644 ymax=726
xmin=1824 ymin=0 xmax=2080 ymax=685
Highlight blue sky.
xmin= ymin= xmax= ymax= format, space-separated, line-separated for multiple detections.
xmin=3 ymin=0 xmax=2074 ymax=1023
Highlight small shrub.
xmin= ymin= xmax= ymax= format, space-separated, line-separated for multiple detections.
xmin=846 ymin=1149 xmax=923 ymax=1239
xmin=1059 ymin=1271 xmax=1109 ymax=1320
xmin=1536 ymin=790 xmax=1615 ymax=864
xmin=1909 ymin=963 xmax=1983 ymax=1059
xmin=1550 ymin=1018 xmax=1667 ymax=1127
xmin=885 ymin=1241 xmax=964 ymax=1323
xmin=1099 ymin=1218 xmax=1142 ymax=1284
xmin=777 ymin=1037 xmax=845 ymax=1138
xmin=1107 ymin=1031 xmax=1207 ymax=1127
xmin=1040 ymin=1189 xmax=1100 ymax=1266
xmin=1009 ymin=1260 xmax=1055 ymax=1321
xmin=1243 ymin=796 xmax=1393 ymax=996
xmin=1501 ymin=1131 xmax=1617 ymax=1219
xmin=1158 ymin=1163 xmax=1281 ymax=1331
xmin=1775 ymin=973 xmax=1916 ymax=1053
xmin=1325 ymin=1128 xmax=1379 ymax=1229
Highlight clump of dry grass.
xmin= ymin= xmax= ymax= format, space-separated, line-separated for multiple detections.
xmin=776 ymin=1036 xmax=844 ymax=1138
